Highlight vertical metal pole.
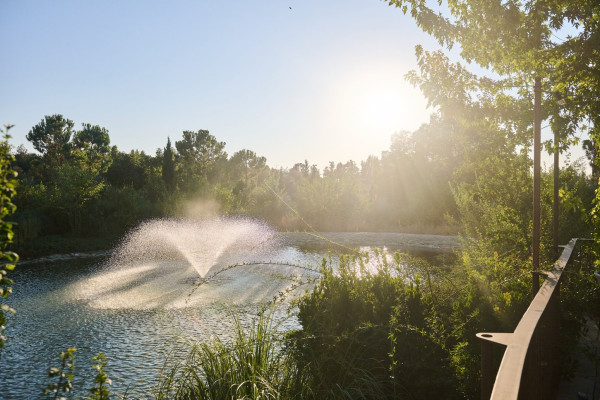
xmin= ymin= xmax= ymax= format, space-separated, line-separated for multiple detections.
xmin=533 ymin=77 xmax=542 ymax=271
xmin=553 ymin=128 xmax=559 ymax=258
xmin=532 ymin=271 xmax=540 ymax=298
xmin=481 ymin=340 xmax=494 ymax=400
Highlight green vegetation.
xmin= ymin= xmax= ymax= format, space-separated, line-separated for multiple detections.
xmin=290 ymin=250 xmax=537 ymax=399
xmin=149 ymin=310 xmax=304 ymax=400
xmin=88 ymin=353 xmax=112 ymax=400
xmin=30 ymin=245 xmax=597 ymax=399
xmin=43 ymin=348 xmax=77 ymax=399
xmin=11 ymin=111 xmax=595 ymax=259
xmin=12 ymin=113 xmax=477 ymax=257
xmin=2 ymin=0 xmax=598 ymax=398
xmin=0 ymin=126 xmax=19 ymax=352
xmin=290 ymin=252 xmax=462 ymax=399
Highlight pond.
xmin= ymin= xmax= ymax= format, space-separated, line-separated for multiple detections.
xmin=0 ymin=217 xmax=458 ymax=399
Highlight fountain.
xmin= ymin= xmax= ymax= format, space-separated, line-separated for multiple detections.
xmin=1 ymin=220 xmax=457 ymax=399
xmin=70 ymin=216 xmax=311 ymax=310
xmin=111 ymin=217 xmax=278 ymax=277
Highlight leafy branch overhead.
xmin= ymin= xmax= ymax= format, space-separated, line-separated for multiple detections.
xmin=387 ymin=0 xmax=599 ymax=148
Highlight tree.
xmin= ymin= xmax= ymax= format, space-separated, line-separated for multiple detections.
xmin=175 ymin=130 xmax=226 ymax=193
xmin=104 ymin=148 xmax=147 ymax=189
xmin=383 ymin=0 xmax=598 ymax=262
xmin=386 ymin=0 xmax=599 ymax=162
xmin=162 ymin=137 xmax=175 ymax=191
xmin=583 ymin=139 xmax=599 ymax=178
xmin=19 ymin=118 xmax=114 ymax=236
xmin=26 ymin=114 xmax=74 ymax=168
xmin=72 ymin=123 xmax=112 ymax=173
xmin=229 ymin=149 xmax=267 ymax=186
xmin=49 ymin=164 xmax=105 ymax=234
xmin=175 ymin=130 xmax=226 ymax=173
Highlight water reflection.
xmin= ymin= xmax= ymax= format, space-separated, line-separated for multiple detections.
xmin=0 ymin=249 xmax=317 ymax=399
xmin=0 ymin=227 xmax=457 ymax=399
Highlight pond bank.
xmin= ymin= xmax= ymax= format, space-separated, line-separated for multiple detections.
xmin=13 ymin=234 xmax=119 ymax=261
xmin=280 ymin=232 xmax=460 ymax=254
xmin=14 ymin=231 xmax=461 ymax=262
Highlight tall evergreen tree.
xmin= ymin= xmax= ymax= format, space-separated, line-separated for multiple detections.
xmin=26 ymin=114 xmax=74 ymax=168
xmin=162 ymin=137 xmax=175 ymax=192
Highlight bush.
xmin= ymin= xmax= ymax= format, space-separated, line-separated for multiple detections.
xmin=290 ymin=251 xmax=463 ymax=399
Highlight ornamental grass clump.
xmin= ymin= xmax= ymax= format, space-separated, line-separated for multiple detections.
xmin=153 ymin=309 xmax=307 ymax=400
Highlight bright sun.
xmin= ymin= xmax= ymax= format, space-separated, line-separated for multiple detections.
xmin=321 ymin=66 xmax=431 ymax=160
xmin=331 ymin=68 xmax=430 ymax=139
xmin=358 ymin=89 xmax=407 ymax=133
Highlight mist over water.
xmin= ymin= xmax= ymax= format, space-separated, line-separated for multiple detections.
xmin=112 ymin=217 xmax=279 ymax=277
xmin=70 ymin=217 xmax=311 ymax=310
xmin=1 ymin=218 xmax=457 ymax=399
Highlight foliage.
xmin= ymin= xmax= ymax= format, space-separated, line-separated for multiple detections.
xmin=553 ymin=160 xmax=597 ymax=242
xmin=0 ymin=126 xmax=19 ymax=352
xmin=175 ymin=130 xmax=227 ymax=193
xmin=288 ymin=244 xmax=555 ymax=399
xmin=16 ymin=115 xmax=113 ymax=237
xmin=560 ymin=241 xmax=600 ymax=353
xmin=42 ymin=350 xmax=113 ymax=400
xmin=386 ymin=0 xmax=599 ymax=143
xmin=385 ymin=0 xmax=599 ymax=249
xmin=48 ymin=163 xmax=106 ymax=234
xmin=13 ymin=113 xmax=478 ymax=257
xmin=452 ymin=149 xmax=532 ymax=261
xmin=72 ymin=123 xmax=112 ymax=173
xmin=43 ymin=347 xmax=77 ymax=400
xmin=162 ymin=137 xmax=175 ymax=192
xmin=290 ymin=252 xmax=465 ymax=399
xmin=152 ymin=309 xmax=305 ymax=400
xmin=4 ymin=2 xmax=599 ymax=398
xmin=26 ymin=115 xmax=74 ymax=169
xmin=88 ymin=352 xmax=112 ymax=400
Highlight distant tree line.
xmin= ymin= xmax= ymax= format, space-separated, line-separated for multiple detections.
xmin=10 ymin=110 xmax=596 ymax=258
xmin=8 ymin=114 xmax=449 ymax=243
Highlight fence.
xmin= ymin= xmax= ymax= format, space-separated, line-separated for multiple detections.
xmin=477 ymin=238 xmax=595 ymax=400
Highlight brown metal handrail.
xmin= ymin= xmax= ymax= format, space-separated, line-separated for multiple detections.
xmin=476 ymin=238 xmax=588 ymax=400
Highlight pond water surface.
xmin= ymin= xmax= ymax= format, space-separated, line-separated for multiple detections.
xmin=0 ymin=220 xmax=457 ymax=399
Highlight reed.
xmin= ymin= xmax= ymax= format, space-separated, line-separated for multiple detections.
xmin=148 ymin=308 xmax=308 ymax=400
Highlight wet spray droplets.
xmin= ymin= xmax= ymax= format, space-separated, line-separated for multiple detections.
xmin=71 ymin=217 xmax=309 ymax=309
xmin=111 ymin=217 xmax=278 ymax=278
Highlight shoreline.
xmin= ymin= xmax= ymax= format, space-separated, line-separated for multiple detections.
xmin=14 ymin=230 xmax=460 ymax=263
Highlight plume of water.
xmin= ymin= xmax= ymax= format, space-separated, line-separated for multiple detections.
xmin=70 ymin=217 xmax=307 ymax=309
xmin=111 ymin=217 xmax=277 ymax=278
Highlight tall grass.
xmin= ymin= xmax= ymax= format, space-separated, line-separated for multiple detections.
xmin=145 ymin=309 xmax=309 ymax=400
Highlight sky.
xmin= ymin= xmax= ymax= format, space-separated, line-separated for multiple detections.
xmin=0 ymin=0 xmax=443 ymax=170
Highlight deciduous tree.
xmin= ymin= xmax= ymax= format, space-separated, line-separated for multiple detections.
xmin=72 ymin=123 xmax=112 ymax=173
xmin=175 ymin=130 xmax=226 ymax=193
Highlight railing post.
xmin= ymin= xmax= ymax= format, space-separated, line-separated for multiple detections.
xmin=533 ymin=76 xmax=542 ymax=272
xmin=532 ymin=271 xmax=540 ymax=298
xmin=476 ymin=240 xmax=579 ymax=400
xmin=480 ymin=336 xmax=494 ymax=400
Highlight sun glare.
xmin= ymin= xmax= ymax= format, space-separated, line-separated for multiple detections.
xmin=320 ymin=67 xmax=430 ymax=162
xmin=327 ymin=66 xmax=430 ymax=150
xmin=358 ymin=89 xmax=407 ymax=133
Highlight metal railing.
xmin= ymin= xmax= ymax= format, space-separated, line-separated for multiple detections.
xmin=477 ymin=238 xmax=594 ymax=400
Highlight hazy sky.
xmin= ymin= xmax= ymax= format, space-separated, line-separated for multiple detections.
xmin=1 ymin=0 xmax=442 ymax=169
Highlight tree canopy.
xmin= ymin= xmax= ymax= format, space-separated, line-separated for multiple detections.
xmin=26 ymin=114 xmax=74 ymax=168
xmin=387 ymin=0 xmax=599 ymax=150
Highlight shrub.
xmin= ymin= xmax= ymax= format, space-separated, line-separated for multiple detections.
xmin=290 ymin=251 xmax=463 ymax=399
